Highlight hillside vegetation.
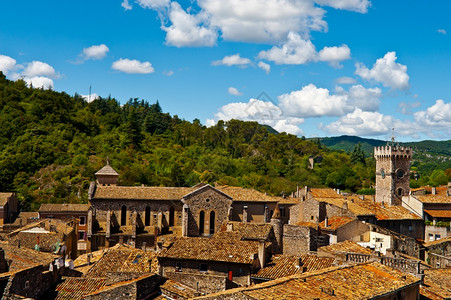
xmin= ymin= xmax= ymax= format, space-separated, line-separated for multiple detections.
xmin=0 ymin=72 xmax=448 ymax=211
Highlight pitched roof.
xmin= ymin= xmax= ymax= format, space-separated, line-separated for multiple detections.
xmin=216 ymin=185 xmax=291 ymax=203
xmin=0 ymin=193 xmax=14 ymax=206
xmin=95 ymin=163 xmax=119 ymax=176
xmin=195 ymin=262 xmax=421 ymax=300
xmin=159 ymin=279 xmax=200 ymax=299
xmin=83 ymin=273 xmax=159 ymax=297
xmin=93 ymin=186 xmax=194 ymax=200
xmin=39 ymin=203 xmax=89 ymax=213
xmin=415 ymin=194 xmax=451 ymax=204
xmin=158 ymin=237 xmax=265 ymax=264
xmin=252 ymin=254 xmax=334 ymax=280
xmin=423 ymin=235 xmax=451 ymax=248
xmin=420 ymin=268 xmax=451 ymax=299
xmin=54 ymin=277 xmax=106 ymax=300
xmin=0 ymin=241 xmax=57 ymax=273
xmin=319 ymin=216 xmax=355 ymax=231
xmin=424 ymin=209 xmax=451 ymax=218
xmin=217 ymin=221 xmax=274 ymax=241
xmin=318 ymin=240 xmax=373 ymax=255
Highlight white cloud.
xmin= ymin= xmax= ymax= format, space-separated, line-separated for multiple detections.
xmin=121 ymin=0 xmax=132 ymax=10
xmin=163 ymin=70 xmax=174 ymax=76
xmin=336 ymin=84 xmax=381 ymax=112
xmin=80 ymin=93 xmax=100 ymax=103
xmin=228 ymin=87 xmax=242 ymax=96
xmin=318 ymin=44 xmax=351 ymax=68
xmin=112 ymin=58 xmax=154 ymax=74
xmin=82 ymin=44 xmax=109 ymax=60
xmin=336 ymin=76 xmax=357 ymax=84
xmin=137 ymin=0 xmax=170 ymax=9
xmin=278 ymin=84 xmax=351 ymax=117
xmin=22 ymin=61 xmax=56 ymax=78
xmin=25 ymin=76 xmax=54 ymax=89
xmin=0 ymin=55 xmax=17 ymax=75
xmin=355 ymin=51 xmax=409 ymax=90
xmin=314 ymin=0 xmax=371 ymax=13
xmin=163 ymin=2 xmax=217 ymax=47
xmin=198 ymin=0 xmax=327 ymax=43
xmin=258 ymin=32 xmax=317 ymax=65
xmin=257 ymin=61 xmax=271 ymax=74
xmin=212 ymin=54 xmax=251 ymax=67
xmin=438 ymin=29 xmax=447 ymax=35
xmin=414 ymin=99 xmax=451 ymax=135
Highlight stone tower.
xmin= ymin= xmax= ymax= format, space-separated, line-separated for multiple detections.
xmin=95 ymin=159 xmax=119 ymax=186
xmin=374 ymin=145 xmax=412 ymax=205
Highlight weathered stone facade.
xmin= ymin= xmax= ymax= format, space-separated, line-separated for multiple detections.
xmin=283 ymin=225 xmax=325 ymax=255
xmin=374 ymin=146 xmax=412 ymax=205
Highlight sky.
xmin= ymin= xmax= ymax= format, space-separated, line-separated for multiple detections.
xmin=0 ymin=0 xmax=451 ymax=142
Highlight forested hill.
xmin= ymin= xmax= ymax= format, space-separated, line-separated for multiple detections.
xmin=0 ymin=72 xmax=448 ymax=211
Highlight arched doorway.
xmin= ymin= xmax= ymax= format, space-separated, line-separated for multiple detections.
xmin=199 ymin=211 xmax=205 ymax=236
xmin=209 ymin=211 xmax=215 ymax=235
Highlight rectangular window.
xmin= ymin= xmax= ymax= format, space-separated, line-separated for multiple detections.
xmin=435 ymin=234 xmax=441 ymax=240
xmin=78 ymin=231 xmax=85 ymax=240
xmin=280 ymin=207 xmax=285 ymax=218
xmin=199 ymin=263 xmax=208 ymax=272
xmin=175 ymin=262 xmax=182 ymax=272
xmin=429 ymin=234 xmax=434 ymax=241
xmin=79 ymin=216 xmax=86 ymax=225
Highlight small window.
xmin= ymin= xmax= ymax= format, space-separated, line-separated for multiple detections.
xmin=280 ymin=207 xmax=285 ymax=218
xmin=311 ymin=216 xmax=314 ymax=220
xmin=397 ymin=188 xmax=403 ymax=196
xmin=408 ymin=226 xmax=412 ymax=232
xmin=429 ymin=234 xmax=434 ymax=241
xmin=175 ymin=262 xmax=182 ymax=272
xmin=199 ymin=263 xmax=208 ymax=272
xmin=78 ymin=231 xmax=85 ymax=240
xmin=25 ymin=281 xmax=29 ymax=289
xmin=435 ymin=234 xmax=441 ymax=241
xmin=79 ymin=216 xmax=86 ymax=225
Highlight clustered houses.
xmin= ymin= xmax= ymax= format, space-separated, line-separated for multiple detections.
xmin=0 ymin=144 xmax=449 ymax=298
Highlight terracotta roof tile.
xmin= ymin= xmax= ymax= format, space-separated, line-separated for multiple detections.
xmin=423 ymin=235 xmax=451 ymax=247
xmin=215 ymin=185 xmax=288 ymax=203
xmin=55 ymin=277 xmax=106 ymax=300
xmin=424 ymin=209 xmax=451 ymax=218
xmin=319 ymin=216 xmax=355 ymax=231
xmin=0 ymin=193 xmax=14 ymax=206
xmin=293 ymin=222 xmax=318 ymax=229
xmin=83 ymin=274 xmax=158 ymax=297
xmin=217 ymin=221 xmax=274 ymax=241
xmin=93 ymin=186 xmax=194 ymax=200
xmin=253 ymin=254 xmax=334 ymax=280
xmin=39 ymin=203 xmax=89 ymax=213
xmin=0 ymin=241 xmax=57 ymax=272
xmin=160 ymin=279 xmax=200 ymax=299
xmin=158 ymin=237 xmax=265 ymax=264
xmin=318 ymin=240 xmax=373 ymax=255
xmin=415 ymin=194 xmax=451 ymax=204
xmin=195 ymin=262 xmax=420 ymax=300
xmin=95 ymin=164 xmax=119 ymax=176
xmin=421 ymin=268 xmax=451 ymax=299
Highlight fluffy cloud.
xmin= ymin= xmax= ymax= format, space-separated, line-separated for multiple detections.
xmin=336 ymin=84 xmax=381 ymax=112
xmin=355 ymin=51 xmax=409 ymax=90
xmin=336 ymin=76 xmax=357 ymax=84
xmin=257 ymin=61 xmax=271 ymax=74
xmin=314 ymin=0 xmax=370 ymax=13
xmin=398 ymin=101 xmax=421 ymax=115
xmin=278 ymin=84 xmax=351 ymax=117
xmin=318 ymin=44 xmax=351 ymax=68
xmin=24 ymin=76 xmax=54 ymax=89
xmin=438 ymin=29 xmax=447 ymax=35
xmin=163 ymin=2 xmax=217 ymax=47
xmin=22 ymin=61 xmax=57 ymax=78
xmin=414 ymin=99 xmax=451 ymax=135
xmin=207 ymin=98 xmax=304 ymax=135
xmin=121 ymin=0 xmax=132 ymax=10
xmin=137 ymin=0 xmax=170 ymax=9
xmin=228 ymin=87 xmax=242 ymax=96
xmin=0 ymin=55 xmax=17 ymax=75
xmin=212 ymin=54 xmax=251 ymax=67
xmin=163 ymin=70 xmax=174 ymax=76
xmin=112 ymin=58 xmax=154 ymax=73
xmin=258 ymin=32 xmax=317 ymax=65
xmin=82 ymin=44 xmax=109 ymax=60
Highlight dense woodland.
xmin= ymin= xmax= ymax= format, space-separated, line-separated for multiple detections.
xmin=0 ymin=72 xmax=449 ymax=211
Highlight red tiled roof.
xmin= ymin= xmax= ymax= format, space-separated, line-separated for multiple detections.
xmin=319 ymin=216 xmax=355 ymax=231
xmin=39 ymin=203 xmax=89 ymax=213
xmin=55 ymin=277 xmax=106 ymax=300
xmin=420 ymin=268 xmax=451 ymax=299
xmin=424 ymin=209 xmax=451 ymax=218
xmin=318 ymin=240 xmax=373 ymax=255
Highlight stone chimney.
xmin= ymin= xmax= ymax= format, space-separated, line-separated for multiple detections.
xmin=270 ymin=204 xmax=284 ymax=254
xmin=258 ymin=240 xmax=266 ymax=269
xmin=432 ymin=187 xmax=436 ymax=195
xmin=324 ymin=217 xmax=329 ymax=228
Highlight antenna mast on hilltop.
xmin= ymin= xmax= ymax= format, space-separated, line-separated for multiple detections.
xmin=389 ymin=128 xmax=399 ymax=146
xmin=88 ymin=85 xmax=92 ymax=103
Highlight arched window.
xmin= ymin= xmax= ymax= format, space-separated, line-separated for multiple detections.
xmin=169 ymin=207 xmax=175 ymax=227
xmin=145 ymin=206 xmax=150 ymax=226
xmin=397 ymin=188 xmax=403 ymax=196
xmin=209 ymin=211 xmax=215 ymax=235
xmin=121 ymin=205 xmax=127 ymax=226
xmin=199 ymin=211 xmax=205 ymax=236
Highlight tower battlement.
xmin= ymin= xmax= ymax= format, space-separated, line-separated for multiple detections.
xmin=374 ymin=145 xmax=412 ymax=158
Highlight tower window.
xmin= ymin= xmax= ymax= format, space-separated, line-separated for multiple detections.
xmin=396 ymin=169 xmax=405 ymax=179
xmin=397 ymin=188 xmax=403 ymax=196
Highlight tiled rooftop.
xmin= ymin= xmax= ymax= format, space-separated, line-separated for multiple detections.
xmin=424 ymin=209 xmax=451 ymax=218
xmin=0 ymin=192 xmax=14 ymax=206
xmin=158 ymin=237 xmax=265 ymax=264
xmin=93 ymin=186 xmax=194 ymax=200
xmin=319 ymin=216 xmax=355 ymax=231
xmin=252 ymin=254 xmax=334 ymax=280
xmin=217 ymin=221 xmax=274 ymax=241
xmin=95 ymin=163 xmax=119 ymax=176
xmin=317 ymin=240 xmax=373 ymax=255
xmin=423 ymin=235 xmax=451 ymax=248
xmin=39 ymin=203 xmax=90 ymax=213
xmin=54 ymin=277 xmax=106 ymax=300
xmin=415 ymin=194 xmax=451 ymax=204
xmin=83 ymin=273 xmax=158 ymax=297
xmin=420 ymin=268 xmax=451 ymax=299
xmin=0 ymin=241 xmax=57 ymax=272
xmin=196 ymin=262 xmax=421 ymax=300
xmin=293 ymin=221 xmax=318 ymax=229
xmin=160 ymin=279 xmax=200 ymax=299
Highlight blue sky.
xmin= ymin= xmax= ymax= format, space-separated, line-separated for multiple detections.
xmin=1 ymin=0 xmax=451 ymax=141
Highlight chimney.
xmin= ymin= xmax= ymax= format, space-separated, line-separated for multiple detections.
xmin=342 ymin=201 xmax=348 ymax=210
xmin=381 ymin=201 xmax=385 ymax=208
xmin=324 ymin=217 xmax=328 ymax=228
xmin=87 ymin=253 xmax=92 ymax=265
xmin=227 ymin=223 xmax=233 ymax=232
xmin=295 ymin=257 xmax=303 ymax=272
xmin=432 ymin=187 xmax=436 ymax=195
xmin=243 ymin=206 xmax=248 ymax=222
xmin=258 ymin=240 xmax=266 ymax=269
xmin=142 ymin=242 xmax=146 ymax=252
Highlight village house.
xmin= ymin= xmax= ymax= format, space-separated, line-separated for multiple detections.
xmin=0 ymin=192 xmax=19 ymax=233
